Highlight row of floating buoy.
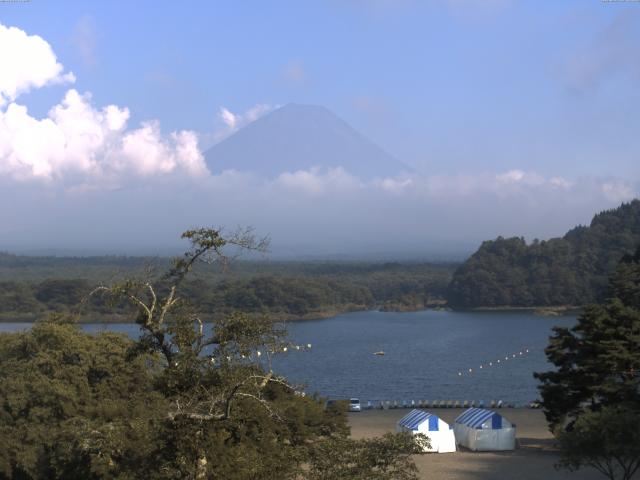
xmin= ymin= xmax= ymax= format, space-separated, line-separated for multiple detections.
xmin=209 ymin=343 xmax=312 ymax=363
xmin=358 ymin=399 xmax=542 ymax=410
xmin=457 ymin=348 xmax=532 ymax=377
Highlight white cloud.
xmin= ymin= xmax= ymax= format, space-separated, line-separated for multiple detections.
xmin=0 ymin=23 xmax=75 ymax=106
xmin=244 ymin=104 xmax=273 ymax=123
xmin=219 ymin=107 xmax=237 ymax=130
xmin=276 ymin=169 xmax=327 ymax=195
xmin=0 ymin=23 xmax=209 ymax=184
xmin=496 ymin=169 xmax=525 ymax=183
xmin=275 ymin=167 xmax=362 ymax=195
xmin=549 ymin=176 xmax=573 ymax=189
xmin=0 ymin=161 xmax=636 ymax=254
xmin=495 ymin=169 xmax=546 ymax=186
xmin=375 ymin=176 xmax=413 ymax=194
xmin=0 ymin=88 xmax=209 ymax=182
xmin=213 ymin=104 xmax=274 ymax=143
xmin=601 ymin=180 xmax=637 ymax=203
xmin=118 ymin=122 xmax=207 ymax=177
xmin=386 ymin=170 xmax=576 ymax=200
xmin=209 ymin=167 xmax=635 ymax=209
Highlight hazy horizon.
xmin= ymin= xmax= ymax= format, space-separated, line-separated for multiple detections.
xmin=1 ymin=1 xmax=638 ymax=256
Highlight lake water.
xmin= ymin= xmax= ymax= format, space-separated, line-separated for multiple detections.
xmin=0 ymin=309 xmax=575 ymax=405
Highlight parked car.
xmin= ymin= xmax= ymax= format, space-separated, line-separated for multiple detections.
xmin=349 ymin=398 xmax=361 ymax=412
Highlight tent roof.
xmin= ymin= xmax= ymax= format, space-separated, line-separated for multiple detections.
xmin=455 ymin=408 xmax=505 ymax=429
xmin=397 ymin=409 xmax=441 ymax=431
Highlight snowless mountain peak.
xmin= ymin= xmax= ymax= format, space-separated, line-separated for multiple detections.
xmin=205 ymin=103 xmax=411 ymax=178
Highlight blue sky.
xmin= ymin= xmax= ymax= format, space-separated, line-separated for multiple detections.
xmin=0 ymin=0 xmax=638 ymax=255
xmin=3 ymin=0 xmax=638 ymax=175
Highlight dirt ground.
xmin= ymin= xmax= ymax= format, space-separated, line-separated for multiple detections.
xmin=348 ymin=408 xmax=609 ymax=480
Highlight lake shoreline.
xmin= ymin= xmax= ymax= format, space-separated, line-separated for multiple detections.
xmin=0 ymin=303 xmax=580 ymax=324
xmin=462 ymin=305 xmax=582 ymax=316
xmin=0 ymin=302 xmax=446 ymax=324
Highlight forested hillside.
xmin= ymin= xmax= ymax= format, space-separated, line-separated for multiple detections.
xmin=447 ymin=200 xmax=640 ymax=308
xmin=0 ymin=258 xmax=454 ymax=321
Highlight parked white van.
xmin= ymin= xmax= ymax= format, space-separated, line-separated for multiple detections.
xmin=349 ymin=398 xmax=361 ymax=412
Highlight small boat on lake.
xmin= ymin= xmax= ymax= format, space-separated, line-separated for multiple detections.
xmin=373 ymin=351 xmax=385 ymax=356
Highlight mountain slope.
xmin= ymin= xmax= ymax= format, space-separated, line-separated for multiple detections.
xmin=446 ymin=200 xmax=640 ymax=308
xmin=205 ymin=103 xmax=410 ymax=178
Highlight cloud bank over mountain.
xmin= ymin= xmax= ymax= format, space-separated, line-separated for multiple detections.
xmin=2 ymin=164 xmax=635 ymax=256
xmin=0 ymin=22 xmax=637 ymax=256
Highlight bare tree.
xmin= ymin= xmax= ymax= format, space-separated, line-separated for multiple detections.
xmin=91 ymin=227 xmax=311 ymax=477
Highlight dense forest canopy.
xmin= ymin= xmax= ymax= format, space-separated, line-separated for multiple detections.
xmin=534 ymin=246 xmax=640 ymax=480
xmin=0 ymin=228 xmax=425 ymax=479
xmin=0 ymin=258 xmax=455 ymax=322
xmin=447 ymin=200 xmax=640 ymax=308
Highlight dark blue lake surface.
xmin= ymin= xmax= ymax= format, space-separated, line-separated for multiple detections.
xmin=0 ymin=310 xmax=575 ymax=405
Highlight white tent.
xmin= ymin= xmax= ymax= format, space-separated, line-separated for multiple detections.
xmin=453 ymin=408 xmax=516 ymax=451
xmin=396 ymin=409 xmax=456 ymax=453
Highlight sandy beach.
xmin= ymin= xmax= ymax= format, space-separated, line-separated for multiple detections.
xmin=348 ymin=408 xmax=607 ymax=480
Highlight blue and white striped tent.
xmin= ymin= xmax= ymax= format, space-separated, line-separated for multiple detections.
xmin=455 ymin=408 xmax=508 ymax=430
xmin=396 ymin=410 xmax=456 ymax=453
xmin=453 ymin=408 xmax=516 ymax=451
